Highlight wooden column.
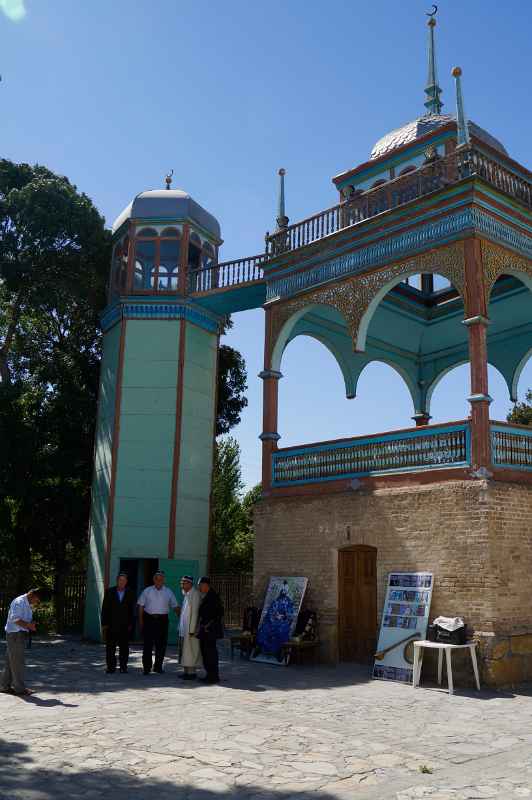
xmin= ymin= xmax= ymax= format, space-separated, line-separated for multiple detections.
xmin=259 ymin=371 xmax=282 ymax=493
xmin=260 ymin=308 xmax=281 ymax=493
xmin=463 ymin=238 xmax=492 ymax=470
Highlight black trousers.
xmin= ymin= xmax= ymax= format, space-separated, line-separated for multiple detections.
xmin=106 ymin=628 xmax=129 ymax=672
xmin=142 ymin=614 xmax=168 ymax=673
xmin=200 ymin=634 xmax=219 ymax=681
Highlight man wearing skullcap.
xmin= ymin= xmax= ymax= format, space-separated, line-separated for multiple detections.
xmin=137 ymin=571 xmax=180 ymax=675
xmin=101 ymin=572 xmax=136 ymax=674
xmin=178 ymin=575 xmax=202 ymax=680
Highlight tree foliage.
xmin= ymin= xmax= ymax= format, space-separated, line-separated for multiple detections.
xmin=507 ymin=389 xmax=532 ymax=426
xmin=211 ymin=437 xmax=260 ymax=573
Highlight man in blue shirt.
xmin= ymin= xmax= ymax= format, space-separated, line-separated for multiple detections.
xmin=1 ymin=588 xmax=42 ymax=696
xmin=101 ymin=572 xmax=136 ymax=674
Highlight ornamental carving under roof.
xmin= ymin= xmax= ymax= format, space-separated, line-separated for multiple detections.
xmin=481 ymin=240 xmax=532 ymax=307
xmin=268 ymin=241 xmax=466 ymax=361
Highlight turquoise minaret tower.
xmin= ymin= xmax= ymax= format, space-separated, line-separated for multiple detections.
xmin=84 ymin=180 xmax=223 ymax=639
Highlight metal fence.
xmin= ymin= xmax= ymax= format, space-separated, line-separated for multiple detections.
xmin=1 ymin=572 xmax=253 ymax=635
xmin=210 ymin=573 xmax=254 ymax=628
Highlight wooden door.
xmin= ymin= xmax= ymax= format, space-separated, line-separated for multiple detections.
xmin=338 ymin=546 xmax=377 ymax=662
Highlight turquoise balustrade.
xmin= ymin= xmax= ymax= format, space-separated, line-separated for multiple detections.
xmin=491 ymin=423 xmax=532 ymax=471
xmin=272 ymin=423 xmax=471 ymax=486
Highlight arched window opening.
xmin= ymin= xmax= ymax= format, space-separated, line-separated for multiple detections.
xmin=118 ymin=235 xmax=129 ymax=291
xmin=429 ymin=364 xmax=510 ymax=423
xmin=371 ymin=178 xmax=387 ymax=189
xmin=158 ymin=238 xmax=180 ymax=290
xmin=202 ymin=242 xmax=215 ymax=271
xmin=160 ymin=227 xmax=180 ymax=238
xmin=188 ymin=232 xmax=202 ymax=271
xmin=278 ymin=336 xmax=356 ymax=448
xmin=136 ymin=227 xmax=158 ymax=238
xmin=399 ymin=164 xmax=416 ymax=176
xmin=134 ymin=239 xmax=155 ymax=290
xmin=512 ymin=357 xmax=532 ymax=415
xmin=109 ymin=242 xmax=122 ymax=300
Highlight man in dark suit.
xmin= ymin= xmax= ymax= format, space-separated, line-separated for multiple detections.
xmin=197 ymin=577 xmax=224 ymax=684
xmin=101 ymin=572 xmax=136 ymax=674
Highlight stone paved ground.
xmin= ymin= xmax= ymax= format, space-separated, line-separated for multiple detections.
xmin=1 ymin=638 xmax=532 ymax=800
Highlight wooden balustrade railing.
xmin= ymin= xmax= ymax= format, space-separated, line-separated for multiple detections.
xmin=491 ymin=423 xmax=532 ymax=470
xmin=189 ymin=253 xmax=266 ymax=293
xmin=272 ymin=423 xmax=470 ymax=486
xmin=266 ymin=145 xmax=532 ymax=257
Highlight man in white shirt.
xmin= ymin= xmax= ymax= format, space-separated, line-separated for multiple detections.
xmin=137 ymin=571 xmax=179 ymax=675
xmin=1 ymin=588 xmax=41 ymax=696
xmin=178 ymin=575 xmax=202 ymax=680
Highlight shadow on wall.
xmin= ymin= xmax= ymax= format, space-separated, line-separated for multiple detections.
xmin=0 ymin=738 xmax=352 ymax=800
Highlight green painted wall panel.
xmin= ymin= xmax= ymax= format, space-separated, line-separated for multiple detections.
xmin=110 ymin=320 xmax=180 ymax=566
xmin=122 ymin=320 xmax=180 ymax=361
xmin=120 ymin=387 xmax=177 ymax=415
xmin=122 ymin=359 xmax=179 ymax=389
xmin=115 ymin=438 xmax=174 ymax=471
xmin=111 ymin=524 xmax=168 ymax=559
xmin=172 ymin=322 xmax=217 ymax=558
xmin=119 ymin=413 xmax=177 ymax=445
xmin=114 ymin=495 xmax=172 ymax=528
xmin=84 ymin=323 xmax=121 ymax=639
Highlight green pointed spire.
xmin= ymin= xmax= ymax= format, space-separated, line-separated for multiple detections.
xmin=424 ymin=7 xmax=443 ymax=115
xmin=276 ymin=168 xmax=288 ymax=230
xmin=452 ymin=66 xmax=470 ymax=146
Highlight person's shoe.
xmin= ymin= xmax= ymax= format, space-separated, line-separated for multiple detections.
xmin=119 ymin=667 xmax=128 ymax=674
xmin=0 ymin=687 xmax=13 ymax=694
xmin=143 ymin=670 xmax=151 ymax=676
xmin=153 ymin=668 xmax=164 ymax=674
xmin=200 ymin=676 xmax=220 ymax=684
xmin=13 ymin=688 xmax=33 ymax=696
xmin=105 ymin=669 xmax=116 ymax=674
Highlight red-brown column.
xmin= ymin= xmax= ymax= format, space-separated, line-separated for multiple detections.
xmin=463 ymin=238 xmax=491 ymax=471
xmin=465 ymin=316 xmax=492 ymax=469
xmin=259 ymin=370 xmax=282 ymax=493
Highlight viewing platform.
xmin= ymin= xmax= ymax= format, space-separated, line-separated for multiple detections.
xmin=270 ymin=420 xmax=532 ymax=491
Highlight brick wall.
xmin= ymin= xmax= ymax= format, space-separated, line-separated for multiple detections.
xmin=254 ymin=478 xmax=532 ymax=687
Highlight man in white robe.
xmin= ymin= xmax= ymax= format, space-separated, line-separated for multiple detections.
xmin=178 ymin=575 xmax=202 ymax=680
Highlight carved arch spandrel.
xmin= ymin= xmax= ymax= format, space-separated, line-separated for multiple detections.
xmin=481 ymin=240 xmax=532 ymax=305
xmin=267 ymin=241 xmax=466 ymax=361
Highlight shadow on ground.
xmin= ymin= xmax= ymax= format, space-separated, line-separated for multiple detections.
xmin=2 ymin=636 xmax=527 ymax=700
xmin=1 ymin=636 xmax=376 ymax=697
xmin=0 ymin=739 xmax=356 ymax=800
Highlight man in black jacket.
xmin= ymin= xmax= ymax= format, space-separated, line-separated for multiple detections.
xmin=101 ymin=572 xmax=136 ymax=674
xmin=197 ymin=577 xmax=224 ymax=684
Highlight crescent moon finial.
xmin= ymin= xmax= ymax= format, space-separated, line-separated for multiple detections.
xmin=426 ymin=4 xmax=438 ymax=16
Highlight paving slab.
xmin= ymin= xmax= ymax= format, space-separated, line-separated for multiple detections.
xmin=1 ymin=638 xmax=532 ymax=799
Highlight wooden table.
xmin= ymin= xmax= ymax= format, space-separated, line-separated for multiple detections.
xmin=412 ymin=640 xmax=480 ymax=696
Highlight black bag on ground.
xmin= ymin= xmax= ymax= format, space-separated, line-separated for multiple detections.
xmin=427 ymin=616 xmax=467 ymax=645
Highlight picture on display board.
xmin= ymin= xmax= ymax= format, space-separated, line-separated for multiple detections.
xmin=251 ymin=577 xmax=308 ymax=665
xmin=373 ymin=572 xmax=433 ymax=683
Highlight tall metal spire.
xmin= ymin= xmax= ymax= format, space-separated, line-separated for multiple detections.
xmin=424 ymin=5 xmax=443 ymax=115
xmin=452 ymin=66 xmax=470 ymax=147
xmin=276 ymin=168 xmax=289 ymax=230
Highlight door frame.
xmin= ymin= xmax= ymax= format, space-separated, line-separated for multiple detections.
xmin=337 ymin=544 xmax=378 ymax=663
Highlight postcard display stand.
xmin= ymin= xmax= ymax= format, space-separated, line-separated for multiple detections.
xmin=373 ymin=572 xmax=433 ymax=683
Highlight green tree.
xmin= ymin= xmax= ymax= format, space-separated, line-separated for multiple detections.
xmin=211 ymin=437 xmax=260 ymax=573
xmin=507 ymin=389 xmax=532 ymax=426
xmin=0 ymin=159 xmax=110 ymax=598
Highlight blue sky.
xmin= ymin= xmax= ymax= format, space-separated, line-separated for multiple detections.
xmin=2 ymin=0 xmax=531 ymax=489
